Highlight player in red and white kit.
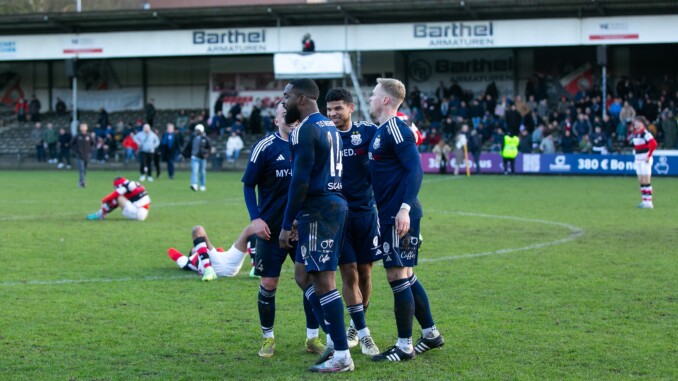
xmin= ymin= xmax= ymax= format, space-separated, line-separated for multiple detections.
xmin=397 ymin=111 xmax=424 ymax=146
xmin=86 ymin=176 xmax=151 ymax=220
xmin=628 ymin=116 xmax=657 ymax=209
xmin=167 ymin=224 xmax=256 ymax=281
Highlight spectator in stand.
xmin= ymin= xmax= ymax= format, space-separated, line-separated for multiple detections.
xmin=210 ymin=110 xmax=227 ymax=136
xmin=160 ymin=123 xmax=182 ymax=180
xmin=231 ymin=115 xmax=245 ymax=136
xmin=176 ymin=109 xmax=189 ymax=133
xmin=423 ymin=128 xmax=441 ymax=153
xmin=57 ymin=128 xmax=72 ymax=169
xmin=15 ymin=97 xmax=28 ymax=123
xmin=531 ymin=124 xmax=544 ymax=151
xmin=432 ymin=139 xmax=451 ymax=174
xmin=249 ymin=103 xmax=262 ymax=134
xmin=539 ymin=131 xmax=555 ymax=154
xmin=457 ymin=100 xmax=469 ymax=122
xmin=518 ymin=127 xmax=531 ymax=153
xmin=98 ymin=107 xmax=109 ymax=129
xmin=505 ymin=104 xmax=521 ymax=136
xmin=573 ymin=113 xmax=592 ymax=141
xmin=469 ymin=99 xmax=483 ymax=129
xmin=31 ymin=122 xmax=46 ymax=162
xmin=490 ymin=126 xmax=505 ymax=153
xmin=145 ymin=98 xmax=156 ymax=126
xmin=44 ymin=122 xmax=58 ymax=164
xmin=301 ymin=33 xmax=315 ymax=52
xmin=153 ymin=128 xmax=163 ymax=178
xmin=134 ymin=123 xmax=160 ymax=182
xmin=29 ymin=95 xmax=41 ymax=122
xmin=662 ymin=110 xmax=677 ymax=149
xmin=435 ymin=81 xmax=449 ymax=101
xmin=559 ymin=128 xmax=576 ymax=154
xmin=615 ymin=119 xmax=629 ymax=143
xmin=227 ymin=103 xmax=242 ymax=123
xmin=71 ymin=123 xmax=93 ymax=188
xmin=578 ymin=134 xmax=592 ymax=153
xmin=619 ymin=101 xmax=636 ymax=123
xmin=590 ymin=126 xmax=608 ymax=155
xmin=55 ymin=97 xmax=67 ymax=117
xmin=225 ymin=130 xmax=244 ymax=164
xmin=135 ymin=117 xmax=144 ymax=132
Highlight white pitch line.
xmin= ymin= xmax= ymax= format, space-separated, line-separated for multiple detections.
xmin=0 ymin=198 xmax=243 ymax=222
xmin=0 ymin=211 xmax=583 ymax=287
xmin=420 ymin=210 xmax=584 ymax=262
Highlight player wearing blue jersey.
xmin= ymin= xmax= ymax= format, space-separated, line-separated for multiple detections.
xmin=325 ymin=88 xmax=380 ymax=357
xmin=278 ymin=79 xmax=353 ymax=373
xmin=368 ymin=78 xmax=444 ymax=362
xmin=242 ymin=102 xmax=325 ymax=358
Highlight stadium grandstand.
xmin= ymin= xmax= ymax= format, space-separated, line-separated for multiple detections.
xmin=1 ymin=0 xmax=678 ymax=175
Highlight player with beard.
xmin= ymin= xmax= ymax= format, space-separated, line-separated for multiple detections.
xmin=368 ymin=78 xmax=444 ymax=362
xmin=324 ymin=88 xmax=380 ymax=357
xmin=278 ymin=78 xmax=353 ymax=373
xmin=242 ymin=102 xmax=325 ymax=358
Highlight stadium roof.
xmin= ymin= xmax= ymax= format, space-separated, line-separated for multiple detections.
xmin=1 ymin=0 xmax=678 ymax=35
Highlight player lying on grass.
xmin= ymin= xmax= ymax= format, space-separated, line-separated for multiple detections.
xmin=86 ymin=176 xmax=151 ymax=221
xmin=167 ymin=224 xmax=254 ymax=282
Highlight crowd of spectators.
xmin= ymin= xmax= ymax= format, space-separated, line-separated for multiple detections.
xmin=16 ymin=97 xmax=282 ymax=167
xmin=398 ymin=75 xmax=678 ymax=156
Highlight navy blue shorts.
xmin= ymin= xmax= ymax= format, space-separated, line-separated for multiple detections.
xmin=380 ymin=219 xmax=421 ymax=268
xmin=295 ymin=210 xmax=347 ymax=272
xmin=254 ymin=238 xmax=295 ymax=278
xmin=339 ymin=212 xmax=381 ymax=265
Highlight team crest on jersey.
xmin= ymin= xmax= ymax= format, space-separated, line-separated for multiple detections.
xmin=351 ymin=132 xmax=362 ymax=146
xmin=372 ymin=135 xmax=381 ymax=150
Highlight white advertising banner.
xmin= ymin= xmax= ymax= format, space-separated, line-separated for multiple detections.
xmin=53 ymin=88 xmax=143 ymax=112
xmin=0 ymin=15 xmax=676 ymax=61
xmin=273 ymin=52 xmax=348 ymax=79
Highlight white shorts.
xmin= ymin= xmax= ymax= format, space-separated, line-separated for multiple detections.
xmin=634 ymin=157 xmax=653 ymax=176
xmin=197 ymin=247 xmax=247 ymax=277
xmin=121 ymin=199 xmax=150 ymax=221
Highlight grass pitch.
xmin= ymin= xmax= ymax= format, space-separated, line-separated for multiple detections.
xmin=0 ymin=170 xmax=676 ymax=380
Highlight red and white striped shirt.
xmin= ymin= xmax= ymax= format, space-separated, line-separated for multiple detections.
xmin=102 ymin=178 xmax=151 ymax=209
xmin=629 ymin=127 xmax=657 ymax=161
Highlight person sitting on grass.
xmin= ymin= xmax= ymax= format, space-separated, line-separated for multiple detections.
xmin=86 ymin=177 xmax=150 ymax=221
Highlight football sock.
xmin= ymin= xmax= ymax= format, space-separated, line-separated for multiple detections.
xmin=648 ymin=184 xmax=653 ymax=203
xmin=193 ymin=237 xmax=211 ymax=269
xmin=304 ymin=285 xmax=328 ymax=334
xmin=187 ymin=252 xmax=200 ymax=272
xmin=390 ymin=278 xmax=415 ymax=343
xmin=397 ymin=337 xmax=414 ymax=353
xmin=409 ymin=274 xmax=436 ymax=332
xmin=306 ymin=328 xmax=319 ymax=339
xmin=258 ymin=285 xmax=276 ymax=339
xmin=167 ymin=248 xmax=191 ymax=270
xmin=303 ymin=293 xmax=320 ymax=330
xmin=347 ymin=303 xmax=368 ymax=339
xmin=318 ymin=289 xmax=349 ymax=351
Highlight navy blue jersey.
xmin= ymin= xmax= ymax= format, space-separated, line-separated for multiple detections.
xmin=368 ymin=116 xmax=423 ymax=224
xmin=339 ymin=121 xmax=378 ymax=216
xmin=242 ymin=133 xmax=292 ymax=234
xmin=282 ymin=113 xmax=347 ymax=230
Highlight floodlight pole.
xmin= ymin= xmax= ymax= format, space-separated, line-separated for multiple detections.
xmin=602 ymin=65 xmax=607 ymax=120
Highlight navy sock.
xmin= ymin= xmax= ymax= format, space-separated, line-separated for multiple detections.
xmin=347 ymin=303 xmax=367 ymax=331
xmin=390 ymin=278 xmax=414 ymax=340
xmin=257 ymin=285 xmax=276 ymax=337
xmin=319 ymin=289 xmax=349 ymax=351
xmin=303 ymin=292 xmax=319 ymax=329
xmin=409 ymin=274 xmax=435 ymax=330
xmin=304 ymin=285 xmax=328 ymax=333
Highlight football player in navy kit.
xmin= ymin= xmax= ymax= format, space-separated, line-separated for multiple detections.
xmin=325 ymin=88 xmax=380 ymax=357
xmin=368 ymin=78 xmax=444 ymax=362
xmin=242 ymin=102 xmax=325 ymax=358
xmin=278 ymin=78 xmax=353 ymax=373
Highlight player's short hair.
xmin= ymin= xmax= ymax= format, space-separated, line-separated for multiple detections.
xmin=289 ymin=78 xmax=319 ymax=100
xmin=377 ymin=78 xmax=406 ymax=104
xmin=325 ymin=88 xmax=353 ymax=104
